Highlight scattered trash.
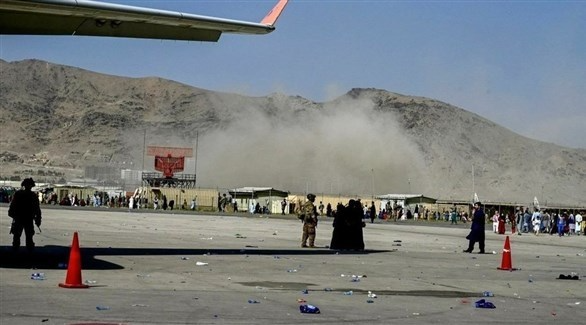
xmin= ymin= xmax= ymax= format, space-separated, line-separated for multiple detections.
xmin=368 ymin=291 xmax=377 ymax=298
xmin=483 ymin=291 xmax=494 ymax=297
xmin=366 ymin=299 xmax=375 ymax=303
xmin=475 ymin=299 xmax=496 ymax=309
xmin=297 ymin=298 xmax=307 ymax=303
xmin=557 ymin=274 xmax=580 ymax=280
xmin=245 ymin=245 xmax=258 ymax=248
xmin=299 ymin=304 xmax=320 ymax=314
xmin=31 ymin=273 xmax=45 ymax=280
xmin=350 ymin=275 xmax=362 ymax=282
xmin=235 ymin=234 xmax=247 ymax=238
xmin=180 ymin=257 xmax=190 ymax=260
xmin=84 ymin=280 xmax=97 ymax=284
xmin=343 ymin=291 xmax=353 ymax=295
xmin=567 ymin=302 xmax=581 ymax=306
xmin=272 ymin=231 xmax=278 ymax=235
xmin=96 ymin=306 xmax=111 ymax=311
xmin=136 ymin=274 xmax=150 ymax=278
xmin=248 ymin=299 xmax=260 ymax=304
xmin=393 ymin=240 xmax=402 ymax=242
xmin=412 ymin=312 xmax=420 ymax=316
xmin=301 ymin=289 xmax=308 ymax=294
xmin=196 ymin=261 xmax=209 ymax=266
xmin=528 ymin=275 xmax=534 ymax=283
xmin=324 ymin=288 xmax=333 ymax=292
xmin=287 ymin=269 xmax=298 ymax=273
xmin=131 ymin=304 xmax=149 ymax=307
xmin=42 ymin=319 xmax=49 ymax=322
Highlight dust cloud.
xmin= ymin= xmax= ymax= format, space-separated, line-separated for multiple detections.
xmin=184 ymin=96 xmax=428 ymax=196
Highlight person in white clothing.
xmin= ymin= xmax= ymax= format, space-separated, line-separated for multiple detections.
xmin=575 ymin=212 xmax=584 ymax=236
xmin=492 ymin=212 xmax=499 ymax=233
xmin=531 ymin=209 xmax=541 ymax=235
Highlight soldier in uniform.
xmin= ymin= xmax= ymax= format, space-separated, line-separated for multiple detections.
xmin=8 ymin=178 xmax=42 ymax=252
xmin=299 ymin=193 xmax=318 ymax=248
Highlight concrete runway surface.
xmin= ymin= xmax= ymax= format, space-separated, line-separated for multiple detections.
xmin=1 ymin=207 xmax=585 ymax=324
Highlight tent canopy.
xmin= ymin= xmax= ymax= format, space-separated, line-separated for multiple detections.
xmin=375 ymin=194 xmax=437 ymax=205
xmin=229 ymin=187 xmax=289 ymax=199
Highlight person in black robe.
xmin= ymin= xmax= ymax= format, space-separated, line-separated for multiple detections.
xmin=348 ymin=199 xmax=365 ymax=250
xmin=330 ymin=203 xmax=348 ymax=250
xmin=464 ymin=201 xmax=486 ymax=253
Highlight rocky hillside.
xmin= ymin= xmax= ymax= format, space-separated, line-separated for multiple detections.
xmin=1 ymin=59 xmax=584 ymax=206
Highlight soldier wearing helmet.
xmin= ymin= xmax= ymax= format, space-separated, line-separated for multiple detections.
xmin=299 ymin=193 xmax=318 ymax=248
xmin=8 ymin=178 xmax=42 ymax=252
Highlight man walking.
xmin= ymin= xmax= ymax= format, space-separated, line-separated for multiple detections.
xmin=464 ymin=201 xmax=486 ymax=254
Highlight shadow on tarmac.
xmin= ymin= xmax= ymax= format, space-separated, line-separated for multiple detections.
xmin=0 ymin=246 xmax=393 ymax=270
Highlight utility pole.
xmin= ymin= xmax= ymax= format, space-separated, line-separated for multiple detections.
xmin=371 ymin=168 xmax=375 ymax=199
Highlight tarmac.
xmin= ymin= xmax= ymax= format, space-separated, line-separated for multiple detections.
xmin=1 ymin=206 xmax=585 ymax=324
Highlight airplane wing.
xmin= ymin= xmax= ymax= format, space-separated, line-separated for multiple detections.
xmin=0 ymin=0 xmax=289 ymax=41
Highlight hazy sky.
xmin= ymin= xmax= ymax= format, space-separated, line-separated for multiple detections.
xmin=1 ymin=0 xmax=585 ymax=148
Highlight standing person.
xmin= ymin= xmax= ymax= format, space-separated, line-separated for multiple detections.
xmin=522 ymin=209 xmax=531 ymax=233
xmin=349 ymin=199 xmax=365 ymax=250
xmin=492 ymin=211 xmax=499 ymax=233
xmin=281 ymin=199 xmax=287 ymax=215
xmin=318 ymin=201 xmax=325 ymax=215
xmin=542 ymin=210 xmax=551 ymax=234
xmin=531 ymin=209 xmax=542 ymax=235
xmin=575 ymin=211 xmax=583 ymax=236
xmin=463 ymin=201 xmax=486 ymax=254
xmin=330 ymin=202 xmax=348 ymax=250
xmin=509 ymin=212 xmax=517 ymax=234
xmin=557 ymin=212 xmax=567 ymax=236
xmin=326 ymin=203 xmax=332 ymax=217
xmin=299 ymin=193 xmax=318 ymax=248
xmin=450 ymin=208 xmax=458 ymax=225
xmin=568 ymin=213 xmax=576 ymax=236
xmin=162 ymin=195 xmax=168 ymax=210
xmin=369 ymin=201 xmax=376 ymax=224
xmin=8 ymin=178 xmax=42 ymax=252
xmin=498 ymin=211 xmax=506 ymax=234
xmin=153 ymin=196 xmax=159 ymax=210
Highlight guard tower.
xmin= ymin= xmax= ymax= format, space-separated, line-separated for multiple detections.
xmin=142 ymin=146 xmax=196 ymax=188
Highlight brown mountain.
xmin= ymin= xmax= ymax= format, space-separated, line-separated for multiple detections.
xmin=1 ymin=59 xmax=584 ymax=206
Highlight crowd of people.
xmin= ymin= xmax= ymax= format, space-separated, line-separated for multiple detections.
xmin=509 ymin=208 xmax=583 ymax=236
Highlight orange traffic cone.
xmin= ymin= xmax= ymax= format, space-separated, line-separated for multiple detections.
xmin=59 ymin=232 xmax=89 ymax=288
xmin=497 ymin=236 xmax=517 ymax=271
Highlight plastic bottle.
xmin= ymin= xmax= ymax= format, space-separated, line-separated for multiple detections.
xmin=299 ymin=304 xmax=320 ymax=314
xmin=31 ymin=272 xmax=45 ymax=280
